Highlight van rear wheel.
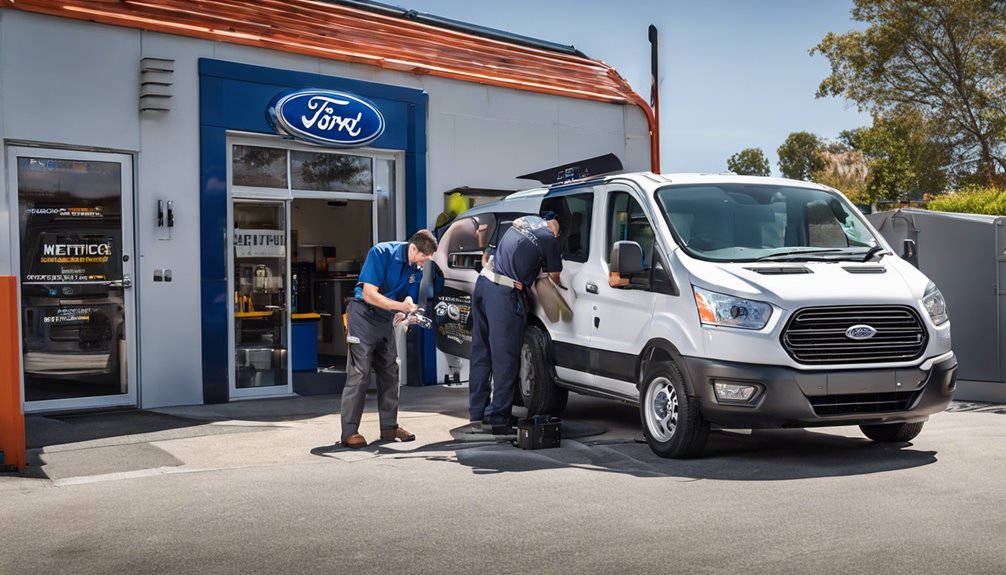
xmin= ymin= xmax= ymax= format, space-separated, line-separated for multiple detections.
xmin=860 ymin=421 xmax=925 ymax=442
xmin=639 ymin=361 xmax=708 ymax=458
xmin=519 ymin=325 xmax=567 ymax=416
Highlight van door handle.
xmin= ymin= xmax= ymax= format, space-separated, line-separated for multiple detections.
xmin=586 ymin=282 xmax=598 ymax=294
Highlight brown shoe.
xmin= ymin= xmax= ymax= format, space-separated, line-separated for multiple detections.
xmin=342 ymin=433 xmax=367 ymax=449
xmin=380 ymin=427 xmax=416 ymax=442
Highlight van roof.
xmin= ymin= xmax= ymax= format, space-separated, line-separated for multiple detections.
xmin=461 ymin=171 xmax=830 ymax=219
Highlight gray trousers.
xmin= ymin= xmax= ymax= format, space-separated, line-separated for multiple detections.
xmin=340 ymin=301 xmax=401 ymax=440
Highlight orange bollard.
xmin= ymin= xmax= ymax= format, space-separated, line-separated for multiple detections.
xmin=0 ymin=276 xmax=26 ymax=472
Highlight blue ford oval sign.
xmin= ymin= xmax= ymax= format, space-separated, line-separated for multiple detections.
xmin=267 ymin=89 xmax=385 ymax=148
xmin=845 ymin=324 xmax=878 ymax=340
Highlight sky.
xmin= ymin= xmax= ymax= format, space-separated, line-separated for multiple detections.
xmin=392 ymin=0 xmax=871 ymax=175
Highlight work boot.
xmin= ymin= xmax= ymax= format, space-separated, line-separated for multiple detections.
xmin=380 ymin=427 xmax=416 ymax=442
xmin=342 ymin=433 xmax=368 ymax=449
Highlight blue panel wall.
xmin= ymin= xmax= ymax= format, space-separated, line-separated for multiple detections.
xmin=199 ymin=59 xmax=430 ymax=402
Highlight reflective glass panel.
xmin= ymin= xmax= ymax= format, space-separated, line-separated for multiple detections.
xmin=233 ymin=145 xmax=288 ymax=188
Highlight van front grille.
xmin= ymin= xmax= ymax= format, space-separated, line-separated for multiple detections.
xmin=781 ymin=305 xmax=927 ymax=365
xmin=809 ymin=391 xmax=921 ymax=416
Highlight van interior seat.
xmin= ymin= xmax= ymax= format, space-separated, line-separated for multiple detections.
xmin=687 ymin=210 xmax=734 ymax=251
xmin=565 ymin=211 xmax=583 ymax=257
xmin=806 ymin=201 xmax=849 ymax=247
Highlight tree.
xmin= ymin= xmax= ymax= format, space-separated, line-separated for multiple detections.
xmin=812 ymin=0 xmax=1006 ymax=185
xmin=813 ymin=143 xmax=869 ymax=204
xmin=727 ymin=148 xmax=771 ymax=176
xmin=865 ymin=109 xmax=950 ymax=201
xmin=777 ymin=132 xmax=824 ymax=180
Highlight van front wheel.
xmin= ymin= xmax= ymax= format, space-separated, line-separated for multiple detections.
xmin=519 ymin=325 xmax=567 ymax=416
xmin=639 ymin=361 xmax=708 ymax=458
xmin=860 ymin=421 xmax=925 ymax=443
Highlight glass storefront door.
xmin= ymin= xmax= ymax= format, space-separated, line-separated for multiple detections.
xmin=8 ymin=147 xmax=137 ymax=412
xmin=230 ymin=201 xmax=291 ymax=397
xmin=227 ymin=135 xmax=404 ymax=394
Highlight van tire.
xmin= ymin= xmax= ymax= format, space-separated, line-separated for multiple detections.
xmin=519 ymin=325 xmax=567 ymax=416
xmin=639 ymin=361 xmax=708 ymax=458
xmin=860 ymin=421 xmax=925 ymax=443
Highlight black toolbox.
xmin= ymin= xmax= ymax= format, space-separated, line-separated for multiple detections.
xmin=516 ymin=416 xmax=561 ymax=450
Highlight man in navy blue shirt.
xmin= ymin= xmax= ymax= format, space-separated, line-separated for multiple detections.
xmin=341 ymin=230 xmax=438 ymax=449
xmin=469 ymin=211 xmax=562 ymax=433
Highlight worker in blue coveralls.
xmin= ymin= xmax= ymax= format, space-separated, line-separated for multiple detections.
xmin=340 ymin=229 xmax=438 ymax=449
xmin=469 ymin=211 xmax=563 ymax=434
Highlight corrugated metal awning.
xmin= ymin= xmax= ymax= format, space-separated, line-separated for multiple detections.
xmin=1 ymin=0 xmax=658 ymax=170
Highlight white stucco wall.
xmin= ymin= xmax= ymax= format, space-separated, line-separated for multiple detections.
xmin=0 ymin=9 xmax=651 ymax=407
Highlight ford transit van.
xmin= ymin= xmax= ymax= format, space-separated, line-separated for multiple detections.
xmin=432 ymin=172 xmax=957 ymax=457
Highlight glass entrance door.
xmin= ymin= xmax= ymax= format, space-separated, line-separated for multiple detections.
xmin=9 ymin=147 xmax=137 ymax=412
xmin=231 ymin=201 xmax=291 ymax=397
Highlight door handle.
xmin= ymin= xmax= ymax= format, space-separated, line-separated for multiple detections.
xmin=109 ymin=275 xmax=133 ymax=289
xmin=586 ymin=282 xmax=598 ymax=294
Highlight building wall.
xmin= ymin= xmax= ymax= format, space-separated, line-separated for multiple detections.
xmin=0 ymin=10 xmax=651 ymax=408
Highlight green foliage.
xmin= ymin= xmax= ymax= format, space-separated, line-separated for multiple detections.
xmin=928 ymin=185 xmax=1006 ymax=215
xmin=837 ymin=109 xmax=951 ymax=203
xmin=812 ymin=0 xmax=1006 ymax=185
xmin=777 ymin=132 xmax=824 ymax=180
xmin=727 ymin=148 xmax=771 ymax=176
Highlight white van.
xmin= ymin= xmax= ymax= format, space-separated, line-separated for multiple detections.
xmin=432 ymin=172 xmax=957 ymax=457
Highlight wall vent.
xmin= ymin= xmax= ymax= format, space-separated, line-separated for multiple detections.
xmin=140 ymin=57 xmax=174 ymax=112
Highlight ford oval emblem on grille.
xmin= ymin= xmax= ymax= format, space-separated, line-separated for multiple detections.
xmin=266 ymin=89 xmax=385 ymax=148
xmin=846 ymin=324 xmax=878 ymax=340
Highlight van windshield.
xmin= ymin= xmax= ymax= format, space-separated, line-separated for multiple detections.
xmin=655 ymin=183 xmax=880 ymax=262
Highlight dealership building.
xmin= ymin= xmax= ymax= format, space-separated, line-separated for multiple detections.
xmin=0 ymin=0 xmax=655 ymax=413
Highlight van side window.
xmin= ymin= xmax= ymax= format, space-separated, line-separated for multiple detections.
xmin=540 ymin=192 xmax=593 ymax=263
xmin=606 ymin=192 xmax=654 ymax=267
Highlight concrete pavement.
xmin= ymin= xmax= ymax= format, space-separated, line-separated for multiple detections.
xmin=1 ymin=387 xmax=1004 ymax=574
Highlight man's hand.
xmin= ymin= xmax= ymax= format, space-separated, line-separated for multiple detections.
xmin=399 ymin=296 xmax=418 ymax=314
xmin=549 ymin=271 xmax=565 ymax=290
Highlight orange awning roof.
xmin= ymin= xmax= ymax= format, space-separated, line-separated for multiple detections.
xmin=1 ymin=0 xmax=658 ymax=170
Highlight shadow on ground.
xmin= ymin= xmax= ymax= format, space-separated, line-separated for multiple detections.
xmin=311 ymin=424 xmax=937 ymax=481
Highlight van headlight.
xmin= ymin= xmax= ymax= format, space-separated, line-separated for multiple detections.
xmin=922 ymin=282 xmax=949 ymax=325
xmin=693 ymin=286 xmax=772 ymax=330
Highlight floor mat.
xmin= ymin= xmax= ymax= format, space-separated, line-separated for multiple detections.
xmin=33 ymin=442 xmax=183 ymax=482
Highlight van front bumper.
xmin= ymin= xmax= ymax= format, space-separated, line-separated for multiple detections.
xmin=679 ymin=353 xmax=958 ymax=429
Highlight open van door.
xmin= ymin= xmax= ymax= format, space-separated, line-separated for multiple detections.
xmin=431 ymin=214 xmax=494 ymax=359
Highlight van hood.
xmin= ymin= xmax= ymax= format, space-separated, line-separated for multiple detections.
xmin=684 ymin=254 xmax=930 ymax=311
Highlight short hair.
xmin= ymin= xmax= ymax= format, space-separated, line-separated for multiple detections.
xmin=541 ymin=210 xmax=558 ymax=221
xmin=408 ymin=229 xmax=438 ymax=255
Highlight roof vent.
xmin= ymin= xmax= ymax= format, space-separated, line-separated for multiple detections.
xmin=140 ymin=57 xmax=174 ymax=112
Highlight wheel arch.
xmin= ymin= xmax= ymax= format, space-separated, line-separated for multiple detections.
xmin=638 ymin=338 xmax=698 ymax=396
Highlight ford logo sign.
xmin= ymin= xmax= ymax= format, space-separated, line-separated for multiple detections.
xmin=266 ymin=89 xmax=385 ymax=148
xmin=845 ymin=324 xmax=878 ymax=340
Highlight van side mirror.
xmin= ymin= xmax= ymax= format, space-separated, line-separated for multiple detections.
xmin=902 ymin=238 xmax=917 ymax=262
xmin=611 ymin=241 xmax=644 ymax=275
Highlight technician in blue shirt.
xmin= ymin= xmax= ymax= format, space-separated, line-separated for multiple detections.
xmin=469 ymin=211 xmax=562 ymax=433
xmin=340 ymin=229 xmax=438 ymax=449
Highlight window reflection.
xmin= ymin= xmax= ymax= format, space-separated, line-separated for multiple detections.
xmin=233 ymin=145 xmax=288 ymax=188
xmin=291 ymin=151 xmax=372 ymax=193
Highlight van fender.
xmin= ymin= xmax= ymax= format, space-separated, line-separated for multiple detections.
xmin=638 ymin=338 xmax=698 ymax=397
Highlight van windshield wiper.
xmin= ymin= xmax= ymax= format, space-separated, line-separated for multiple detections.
xmin=755 ymin=248 xmax=851 ymax=261
xmin=860 ymin=245 xmax=887 ymax=262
